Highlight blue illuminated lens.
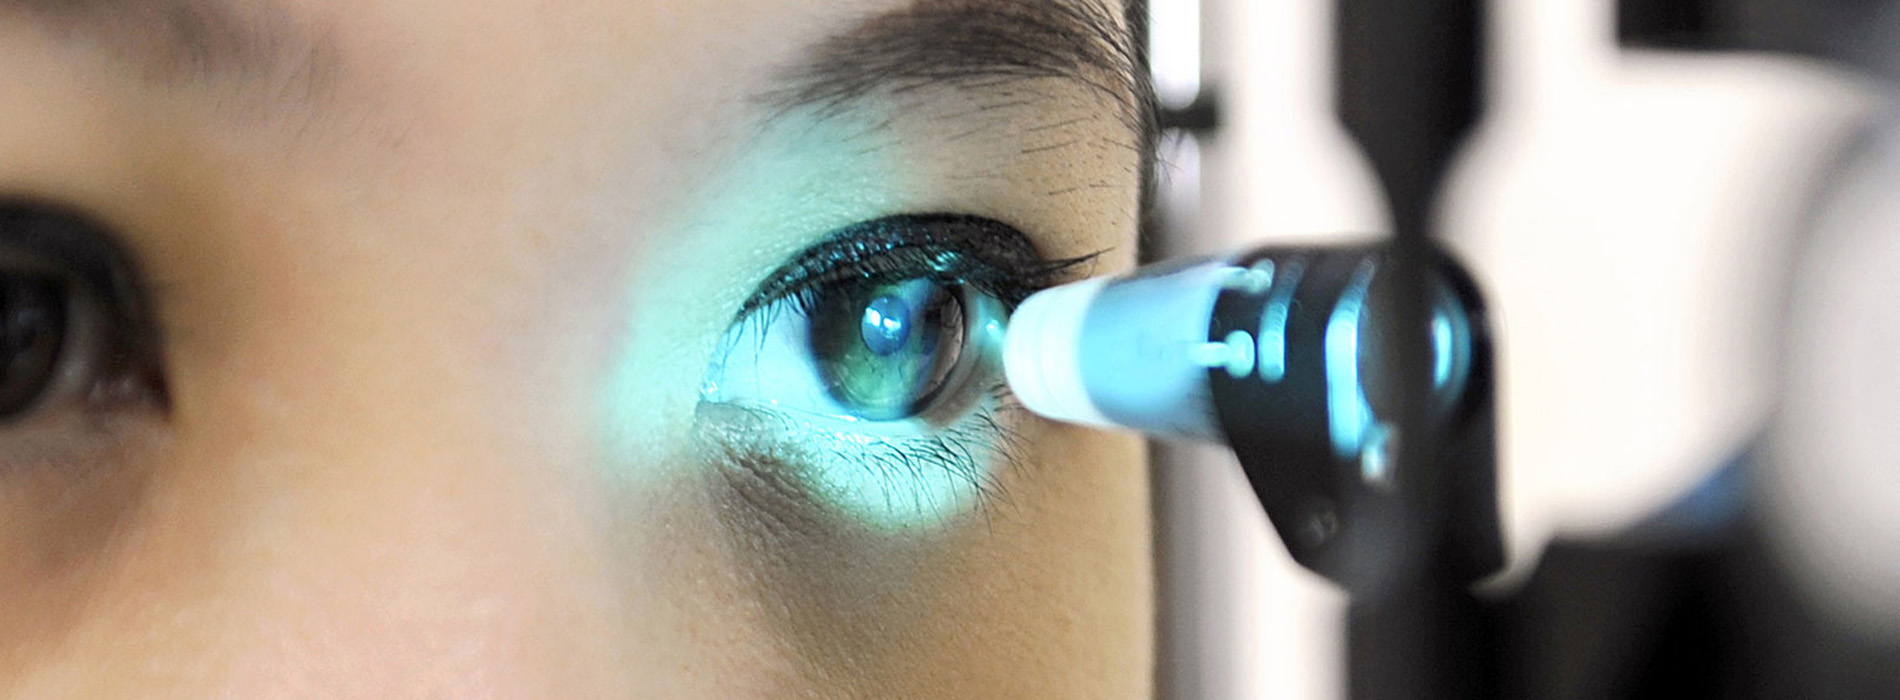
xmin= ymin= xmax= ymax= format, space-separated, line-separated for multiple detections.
xmin=1323 ymin=264 xmax=1473 ymax=461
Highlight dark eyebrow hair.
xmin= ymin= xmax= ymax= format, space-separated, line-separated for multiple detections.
xmin=777 ymin=0 xmax=1155 ymax=140
xmin=773 ymin=0 xmax=1157 ymax=205
xmin=0 ymin=0 xmax=337 ymax=110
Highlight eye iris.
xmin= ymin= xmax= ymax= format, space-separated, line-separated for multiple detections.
xmin=812 ymin=279 xmax=965 ymax=420
xmin=0 ymin=277 xmax=67 ymax=419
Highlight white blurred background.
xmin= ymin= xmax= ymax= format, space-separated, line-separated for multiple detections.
xmin=1146 ymin=0 xmax=1886 ymax=696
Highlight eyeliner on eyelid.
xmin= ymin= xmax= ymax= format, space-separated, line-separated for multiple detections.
xmin=737 ymin=214 xmax=1097 ymax=318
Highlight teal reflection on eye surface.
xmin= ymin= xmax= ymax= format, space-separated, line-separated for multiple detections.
xmin=701 ymin=275 xmax=1010 ymax=530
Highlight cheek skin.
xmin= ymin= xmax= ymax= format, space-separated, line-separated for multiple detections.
xmin=920 ymin=426 xmax=1152 ymax=699
xmin=0 ymin=303 xmax=801 ymax=697
xmin=703 ymin=419 xmax=1152 ymax=698
xmin=0 ymin=435 xmax=162 ymax=682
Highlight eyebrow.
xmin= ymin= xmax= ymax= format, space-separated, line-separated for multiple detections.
xmin=0 ymin=0 xmax=337 ymax=109
xmin=773 ymin=0 xmax=1156 ymax=142
xmin=1 ymin=0 xmax=1155 ymax=159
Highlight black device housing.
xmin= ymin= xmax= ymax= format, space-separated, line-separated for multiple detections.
xmin=1204 ymin=243 xmax=1502 ymax=589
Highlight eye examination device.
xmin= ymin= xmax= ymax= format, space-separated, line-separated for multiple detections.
xmin=1002 ymin=243 xmax=1502 ymax=586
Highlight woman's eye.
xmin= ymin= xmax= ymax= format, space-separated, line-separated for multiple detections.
xmin=704 ymin=275 xmax=1001 ymax=424
xmin=692 ymin=215 xmax=1090 ymax=529
xmin=0 ymin=202 xmax=165 ymax=434
xmin=700 ymin=215 xmax=1093 ymax=430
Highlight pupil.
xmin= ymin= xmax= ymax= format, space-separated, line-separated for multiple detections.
xmin=0 ymin=278 xmax=67 ymax=418
xmin=860 ymin=294 xmax=911 ymax=356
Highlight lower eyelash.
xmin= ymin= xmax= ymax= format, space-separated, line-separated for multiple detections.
xmin=696 ymin=382 xmax=1028 ymax=532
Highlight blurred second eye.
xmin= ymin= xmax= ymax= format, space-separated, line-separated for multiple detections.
xmin=0 ymin=202 xmax=166 ymax=438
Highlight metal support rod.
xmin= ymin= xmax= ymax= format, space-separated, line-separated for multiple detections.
xmin=1336 ymin=0 xmax=1498 ymax=698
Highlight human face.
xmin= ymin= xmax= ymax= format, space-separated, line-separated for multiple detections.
xmin=0 ymin=0 xmax=1152 ymax=696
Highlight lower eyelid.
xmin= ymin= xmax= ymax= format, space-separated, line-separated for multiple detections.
xmin=692 ymin=395 xmax=1021 ymax=533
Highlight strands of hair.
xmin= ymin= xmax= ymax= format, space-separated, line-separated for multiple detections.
xmin=771 ymin=0 xmax=1156 ymax=146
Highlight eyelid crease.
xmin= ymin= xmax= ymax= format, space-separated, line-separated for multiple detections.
xmin=736 ymin=214 xmax=1099 ymax=320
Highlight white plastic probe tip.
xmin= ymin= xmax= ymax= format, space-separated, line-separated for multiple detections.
xmin=1003 ymin=279 xmax=1117 ymax=428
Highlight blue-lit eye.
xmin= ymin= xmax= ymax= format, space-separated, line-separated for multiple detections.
xmin=689 ymin=215 xmax=1080 ymax=530
xmin=703 ymin=277 xmax=1005 ymax=424
xmin=808 ymin=279 xmax=966 ymax=419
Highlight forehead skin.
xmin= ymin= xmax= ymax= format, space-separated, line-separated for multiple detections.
xmin=0 ymin=0 xmax=1150 ymax=697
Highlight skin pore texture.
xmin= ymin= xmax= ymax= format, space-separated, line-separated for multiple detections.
xmin=0 ymin=0 xmax=1150 ymax=697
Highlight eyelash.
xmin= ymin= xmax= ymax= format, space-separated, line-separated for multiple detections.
xmin=739 ymin=214 xmax=1094 ymax=322
xmin=703 ymin=386 xmax=1031 ymax=523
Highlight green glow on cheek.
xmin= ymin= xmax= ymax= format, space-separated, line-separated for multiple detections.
xmin=764 ymin=314 xmax=1012 ymax=532
xmin=808 ymin=454 xmax=986 ymax=532
xmin=600 ymin=105 xmax=1002 ymax=533
xmin=597 ymin=111 xmax=924 ymax=490
xmin=773 ymin=410 xmax=995 ymax=533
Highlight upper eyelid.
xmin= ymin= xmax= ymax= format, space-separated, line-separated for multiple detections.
xmin=737 ymin=213 xmax=1098 ymax=319
xmin=0 ymin=203 xmax=155 ymax=346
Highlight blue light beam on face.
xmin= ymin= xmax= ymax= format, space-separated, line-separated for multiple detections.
xmin=597 ymin=109 xmax=911 ymax=477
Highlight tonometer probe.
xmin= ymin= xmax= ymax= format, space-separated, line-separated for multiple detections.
xmin=1001 ymin=243 xmax=1502 ymax=587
